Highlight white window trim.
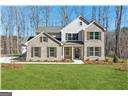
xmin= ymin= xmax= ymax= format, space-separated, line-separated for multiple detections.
xmin=89 ymin=32 xmax=101 ymax=40
xmin=88 ymin=47 xmax=101 ymax=57
xmin=66 ymin=33 xmax=78 ymax=41
xmin=48 ymin=47 xmax=56 ymax=57
xmin=32 ymin=47 xmax=41 ymax=57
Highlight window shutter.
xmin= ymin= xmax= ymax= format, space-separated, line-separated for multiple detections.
xmin=66 ymin=33 xmax=68 ymax=40
xmin=99 ymin=47 xmax=101 ymax=57
xmin=31 ymin=47 xmax=33 ymax=57
xmin=40 ymin=37 xmax=42 ymax=42
xmin=55 ymin=47 xmax=57 ymax=57
xmin=47 ymin=47 xmax=49 ymax=57
xmin=87 ymin=47 xmax=90 ymax=56
xmin=99 ymin=32 xmax=101 ymax=40
xmin=39 ymin=47 xmax=41 ymax=57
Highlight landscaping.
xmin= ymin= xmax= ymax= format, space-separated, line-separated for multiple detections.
xmin=1 ymin=64 xmax=128 ymax=89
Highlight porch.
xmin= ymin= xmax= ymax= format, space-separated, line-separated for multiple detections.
xmin=62 ymin=46 xmax=84 ymax=60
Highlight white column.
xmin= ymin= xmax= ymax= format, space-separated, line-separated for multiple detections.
xmin=62 ymin=47 xmax=64 ymax=60
xmin=72 ymin=47 xmax=74 ymax=60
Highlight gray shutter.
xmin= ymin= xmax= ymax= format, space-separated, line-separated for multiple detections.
xmin=55 ymin=47 xmax=57 ymax=57
xmin=31 ymin=47 xmax=33 ymax=57
xmin=66 ymin=33 xmax=68 ymax=40
xmin=47 ymin=47 xmax=49 ymax=57
xmin=99 ymin=47 xmax=101 ymax=57
xmin=39 ymin=47 xmax=41 ymax=57
xmin=99 ymin=32 xmax=101 ymax=40
xmin=87 ymin=47 xmax=90 ymax=57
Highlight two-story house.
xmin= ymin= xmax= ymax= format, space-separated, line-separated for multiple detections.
xmin=25 ymin=16 xmax=106 ymax=62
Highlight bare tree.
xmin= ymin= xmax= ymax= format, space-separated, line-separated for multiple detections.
xmin=59 ymin=6 xmax=73 ymax=27
xmin=91 ymin=6 xmax=97 ymax=20
xmin=74 ymin=6 xmax=86 ymax=17
xmin=115 ymin=6 xmax=123 ymax=57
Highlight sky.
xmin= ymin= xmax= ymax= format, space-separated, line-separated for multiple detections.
xmin=0 ymin=6 xmax=128 ymax=36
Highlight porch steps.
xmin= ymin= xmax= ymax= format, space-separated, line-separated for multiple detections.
xmin=73 ymin=60 xmax=84 ymax=64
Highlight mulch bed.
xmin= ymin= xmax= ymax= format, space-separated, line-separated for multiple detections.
xmin=1 ymin=64 xmax=24 ymax=69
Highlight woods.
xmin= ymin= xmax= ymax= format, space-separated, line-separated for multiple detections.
xmin=0 ymin=6 xmax=128 ymax=58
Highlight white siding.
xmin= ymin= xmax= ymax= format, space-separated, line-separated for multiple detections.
xmin=84 ymin=23 xmax=105 ymax=60
xmin=61 ymin=17 xmax=88 ymax=42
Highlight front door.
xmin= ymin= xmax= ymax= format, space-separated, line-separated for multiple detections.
xmin=74 ymin=47 xmax=81 ymax=59
xmin=64 ymin=47 xmax=72 ymax=59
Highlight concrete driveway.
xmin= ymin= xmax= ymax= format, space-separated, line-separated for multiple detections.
xmin=0 ymin=57 xmax=16 ymax=63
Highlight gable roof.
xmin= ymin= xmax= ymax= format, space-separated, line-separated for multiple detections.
xmin=79 ymin=16 xmax=106 ymax=32
xmin=61 ymin=16 xmax=106 ymax=32
xmin=87 ymin=20 xmax=106 ymax=32
xmin=25 ymin=32 xmax=63 ymax=46
xmin=27 ymin=36 xmax=34 ymax=41
xmin=78 ymin=16 xmax=90 ymax=25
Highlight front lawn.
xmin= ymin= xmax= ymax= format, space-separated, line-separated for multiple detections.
xmin=1 ymin=64 xmax=128 ymax=89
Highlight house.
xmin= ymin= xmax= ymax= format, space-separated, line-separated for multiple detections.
xmin=25 ymin=16 xmax=106 ymax=62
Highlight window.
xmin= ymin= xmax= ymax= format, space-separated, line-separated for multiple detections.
xmin=80 ymin=21 xmax=82 ymax=25
xmin=31 ymin=47 xmax=41 ymax=57
xmin=43 ymin=37 xmax=48 ymax=42
xmin=66 ymin=33 xmax=78 ymax=41
xmin=90 ymin=32 xmax=94 ymax=39
xmin=47 ymin=47 xmax=57 ymax=57
xmin=95 ymin=32 xmax=101 ymax=40
xmin=88 ymin=32 xmax=101 ymax=40
xmin=40 ymin=37 xmax=42 ymax=42
xmin=95 ymin=47 xmax=101 ymax=56
xmin=87 ymin=47 xmax=101 ymax=57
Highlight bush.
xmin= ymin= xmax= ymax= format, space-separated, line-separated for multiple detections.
xmin=115 ymin=63 xmax=128 ymax=71
xmin=113 ymin=55 xmax=119 ymax=63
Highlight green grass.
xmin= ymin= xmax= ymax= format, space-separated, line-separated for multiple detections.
xmin=1 ymin=64 xmax=128 ymax=89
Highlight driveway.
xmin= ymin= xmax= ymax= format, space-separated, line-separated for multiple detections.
xmin=0 ymin=57 xmax=16 ymax=63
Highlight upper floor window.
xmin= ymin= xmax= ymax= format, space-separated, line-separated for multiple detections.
xmin=40 ymin=37 xmax=42 ymax=42
xmin=66 ymin=33 xmax=78 ymax=41
xmin=80 ymin=21 xmax=82 ymax=26
xmin=87 ymin=32 xmax=101 ymax=40
xmin=43 ymin=37 xmax=48 ymax=42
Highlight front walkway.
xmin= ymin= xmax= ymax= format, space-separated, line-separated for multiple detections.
xmin=0 ymin=57 xmax=16 ymax=63
xmin=73 ymin=59 xmax=84 ymax=64
xmin=7 ymin=60 xmax=84 ymax=64
xmin=0 ymin=57 xmax=84 ymax=64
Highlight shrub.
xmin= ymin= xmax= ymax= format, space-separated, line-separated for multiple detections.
xmin=115 ymin=63 xmax=128 ymax=71
xmin=64 ymin=59 xmax=73 ymax=62
xmin=113 ymin=55 xmax=119 ymax=63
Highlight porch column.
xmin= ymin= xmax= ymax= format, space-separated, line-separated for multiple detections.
xmin=81 ymin=47 xmax=83 ymax=59
xmin=72 ymin=47 xmax=73 ymax=60
xmin=62 ymin=47 xmax=64 ymax=60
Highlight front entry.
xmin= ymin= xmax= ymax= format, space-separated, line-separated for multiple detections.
xmin=74 ymin=47 xmax=81 ymax=59
xmin=64 ymin=47 xmax=72 ymax=59
xmin=64 ymin=47 xmax=82 ymax=60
